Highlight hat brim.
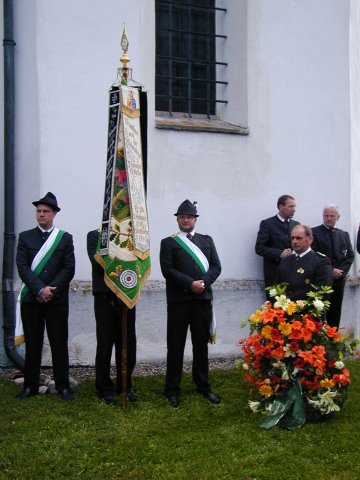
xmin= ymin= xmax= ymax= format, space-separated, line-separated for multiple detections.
xmin=174 ymin=212 xmax=199 ymax=217
xmin=32 ymin=200 xmax=61 ymax=212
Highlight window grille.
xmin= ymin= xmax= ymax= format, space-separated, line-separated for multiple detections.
xmin=156 ymin=0 xmax=227 ymax=119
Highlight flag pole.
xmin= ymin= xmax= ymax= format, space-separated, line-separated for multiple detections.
xmin=121 ymin=304 xmax=128 ymax=407
xmin=97 ymin=27 xmax=150 ymax=406
xmin=119 ymin=27 xmax=130 ymax=408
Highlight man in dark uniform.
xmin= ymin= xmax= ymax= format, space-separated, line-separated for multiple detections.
xmin=160 ymin=200 xmax=222 ymax=407
xmin=16 ymin=192 xmax=75 ymax=400
xmin=276 ymin=224 xmax=332 ymax=300
xmin=312 ymin=204 xmax=354 ymax=328
xmin=255 ymin=195 xmax=299 ymax=296
xmin=87 ymin=230 xmax=137 ymax=405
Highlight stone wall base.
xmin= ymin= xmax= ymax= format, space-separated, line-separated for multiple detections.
xmin=1 ymin=279 xmax=359 ymax=367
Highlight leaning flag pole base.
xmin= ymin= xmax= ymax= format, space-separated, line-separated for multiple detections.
xmin=120 ymin=305 xmax=128 ymax=408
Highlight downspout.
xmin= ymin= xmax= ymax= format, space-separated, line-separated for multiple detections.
xmin=2 ymin=0 xmax=24 ymax=369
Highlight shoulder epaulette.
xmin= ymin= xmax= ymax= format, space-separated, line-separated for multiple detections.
xmin=315 ymin=251 xmax=326 ymax=257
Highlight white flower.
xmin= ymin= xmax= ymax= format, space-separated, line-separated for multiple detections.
xmin=334 ymin=361 xmax=345 ymax=370
xmin=283 ymin=344 xmax=297 ymax=358
xmin=307 ymin=389 xmax=340 ymax=415
xmin=249 ymin=401 xmax=262 ymax=412
xmin=274 ymin=295 xmax=290 ymax=310
xmin=268 ymin=288 xmax=277 ymax=298
xmin=313 ymin=299 xmax=324 ymax=311
xmin=272 ymin=361 xmax=285 ymax=370
xmin=281 ymin=370 xmax=290 ymax=380
xmin=242 ymin=362 xmax=249 ymax=370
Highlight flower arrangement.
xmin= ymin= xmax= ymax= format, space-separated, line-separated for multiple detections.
xmin=238 ymin=283 xmax=359 ymax=430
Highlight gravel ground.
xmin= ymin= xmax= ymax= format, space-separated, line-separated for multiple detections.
xmin=0 ymin=356 xmax=238 ymax=383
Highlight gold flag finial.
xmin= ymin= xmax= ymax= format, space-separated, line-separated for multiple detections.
xmin=120 ymin=27 xmax=130 ymax=84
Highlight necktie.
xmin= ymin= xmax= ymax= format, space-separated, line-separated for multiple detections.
xmin=43 ymin=231 xmax=50 ymax=241
xmin=187 ymin=233 xmax=193 ymax=241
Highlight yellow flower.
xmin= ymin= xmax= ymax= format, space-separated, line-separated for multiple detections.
xmin=261 ymin=325 xmax=273 ymax=340
xmin=286 ymin=302 xmax=297 ymax=315
xmin=320 ymin=378 xmax=335 ymax=389
xmin=278 ymin=322 xmax=292 ymax=336
xmin=251 ymin=310 xmax=263 ymax=324
xmin=259 ymin=385 xmax=273 ymax=397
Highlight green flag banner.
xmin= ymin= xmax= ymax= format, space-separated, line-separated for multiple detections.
xmin=96 ymin=85 xmax=151 ymax=309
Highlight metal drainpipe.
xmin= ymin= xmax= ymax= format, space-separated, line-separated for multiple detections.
xmin=2 ymin=0 xmax=24 ymax=370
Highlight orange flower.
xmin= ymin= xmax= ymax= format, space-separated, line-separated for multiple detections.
xmin=304 ymin=317 xmax=316 ymax=332
xmin=302 ymin=328 xmax=313 ymax=343
xmin=262 ymin=307 xmax=277 ymax=324
xmin=326 ymin=326 xmax=341 ymax=340
xmin=274 ymin=308 xmax=287 ymax=323
xmin=288 ymin=321 xmax=303 ymax=340
xmin=298 ymin=351 xmax=315 ymax=365
xmin=270 ymin=346 xmax=285 ymax=360
xmin=312 ymin=345 xmax=326 ymax=357
xmin=332 ymin=369 xmax=351 ymax=386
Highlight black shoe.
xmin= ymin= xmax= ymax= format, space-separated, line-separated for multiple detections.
xmin=60 ymin=388 xmax=74 ymax=401
xmin=201 ymin=391 xmax=220 ymax=404
xmin=128 ymin=391 xmax=137 ymax=402
xmin=102 ymin=394 xmax=116 ymax=406
xmin=16 ymin=388 xmax=38 ymax=400
xmin=167 ymin=395 xmax=179 ymax=407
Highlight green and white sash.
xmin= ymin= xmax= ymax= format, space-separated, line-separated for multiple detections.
xmin=172 ymin=232 xmax=217 ymax=344
xmin=15 ymin=228 xmax=65 ymax=345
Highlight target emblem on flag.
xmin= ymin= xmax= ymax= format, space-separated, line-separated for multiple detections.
xmin=119 ymin=270 xmax=138 ymax=289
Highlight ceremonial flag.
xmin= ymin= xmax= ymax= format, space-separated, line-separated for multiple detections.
xmin=95 ymin=85 xmax=150 ymax=308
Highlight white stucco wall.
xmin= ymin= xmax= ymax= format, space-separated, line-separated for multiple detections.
xmin=0 ymin=0 xmax=355 ymax=284
xmin=1 ymin=0 xmax=360 ymax=367
xmin=350 ymin=0 xmax=360 ymax=274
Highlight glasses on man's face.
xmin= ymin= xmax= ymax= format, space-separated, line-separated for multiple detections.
xmin=36 ymin=209 xmax=53 ymax=214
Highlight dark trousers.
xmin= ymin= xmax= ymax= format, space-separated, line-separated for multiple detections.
xmin=94 ymin=293 xmax=136 ymax=395
xmin=326 ymin=284 xmax=344 ymax=328
xmin=21 ymin=302 xmax=70 ymax=392
xmin=165 ymin=300 xmax=212 ymax=396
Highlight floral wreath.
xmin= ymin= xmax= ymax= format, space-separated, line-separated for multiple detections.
xmin=237 ymin=283 xmax=359 ymax=430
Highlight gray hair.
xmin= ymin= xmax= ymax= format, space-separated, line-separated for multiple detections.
xmin=323 ymin=203 xmax=340 ymax=213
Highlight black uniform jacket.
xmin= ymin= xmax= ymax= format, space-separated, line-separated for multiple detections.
xmin=276 ymin=250 xmax=333 ymax=301
xmin=16 ymin=227 xmax=75 ymax=303
xmin=87 ymin=229 xmax=109 ymax=294
xmin=255 ymin=215 xmax=300 ymax=284
xmin=312 ymin=224 xmax=354 ymax=286
xmin=160 ymin=233 xmax=221 ymax=304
